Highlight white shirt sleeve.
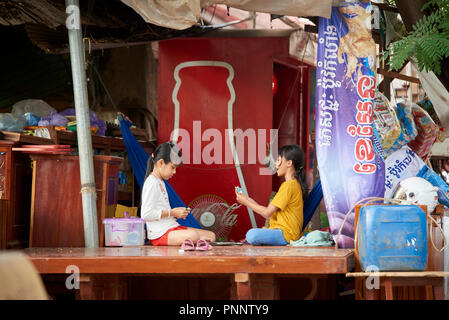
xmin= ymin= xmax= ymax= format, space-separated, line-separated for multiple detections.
xmin=141 ymin=176 xmax=164 ymax=222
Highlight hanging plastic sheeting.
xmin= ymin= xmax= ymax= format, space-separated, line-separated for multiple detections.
xmin=118 ymin=114 xmax=202 ymax=229
xmin=315 ymin=2 xmax=385 ymax=248
xmin=290 ymin=29 xmax=317 ymax=67
xmin=412 ymin=61 xmax=449 ymax=135
xmin=120 ymin=0 xmax=333 ymax=30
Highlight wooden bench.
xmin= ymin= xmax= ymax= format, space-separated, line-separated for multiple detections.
xmin=347 ymin=271 xmax=449 ymax=300
xmin=24 ymin=246 xmax=354 ymax=300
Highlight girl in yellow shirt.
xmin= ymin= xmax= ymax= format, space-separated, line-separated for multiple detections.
xmin=235 ymin=145 xmax=308 ymax=245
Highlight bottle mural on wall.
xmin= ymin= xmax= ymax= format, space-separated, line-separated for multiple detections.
xmin=170 ymin=61 xmax=258 ymax=241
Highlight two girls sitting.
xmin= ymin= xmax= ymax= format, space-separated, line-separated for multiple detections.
xmin=141 ymin=142 xmax=307 ymax=247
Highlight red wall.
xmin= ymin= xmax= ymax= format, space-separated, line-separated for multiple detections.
xmin=272 ymin=62 xmax=311 ymax=191
xmin=158 ymin=36 xmax=303 ymax=241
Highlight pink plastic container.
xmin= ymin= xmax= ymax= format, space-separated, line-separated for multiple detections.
xmin=103 ymin=212 xmax=145 ymax=246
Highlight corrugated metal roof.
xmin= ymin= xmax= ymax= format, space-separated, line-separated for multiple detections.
xmin=0 ymin=0 xmax=139 ymax=28
xmin=0 ymin=0 xmax=208 ymax=53
xmin=0 ymin=0 xmax=66 ymax=28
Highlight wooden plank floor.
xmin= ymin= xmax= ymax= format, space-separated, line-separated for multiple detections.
xmin=24 ymin=246 xmax=354 ymax=275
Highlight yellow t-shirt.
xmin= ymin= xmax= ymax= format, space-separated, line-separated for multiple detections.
xmin=269 ymin=179 xmax=304 ymax=243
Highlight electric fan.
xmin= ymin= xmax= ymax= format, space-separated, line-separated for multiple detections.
xmin=188 ymin=194 xmax=238 ymax=241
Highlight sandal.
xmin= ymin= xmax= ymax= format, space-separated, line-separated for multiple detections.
xmin=181 ymin=239 xmax=195 ymax=251
xmin=195 ymin=239 xmax=211 ymax=251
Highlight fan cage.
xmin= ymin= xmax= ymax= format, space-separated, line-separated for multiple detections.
xmin=188 ymin=194 xmax=238 ymax=241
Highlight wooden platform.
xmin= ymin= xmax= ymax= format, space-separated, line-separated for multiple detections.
xmin=346 ymin=271 xmax=449 ymax=300
xmin=24 ymin=246 xmax=354 ymax=300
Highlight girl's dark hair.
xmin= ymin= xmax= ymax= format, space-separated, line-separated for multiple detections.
xmin=278 ymin=144 xmax=308 ymax=200
xmin=144 ymin=142 xmax=182 ymax=180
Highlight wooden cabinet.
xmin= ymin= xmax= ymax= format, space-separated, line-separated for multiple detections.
xmin=0 ymin=141 xmax=32 ymax=249
xmin=29 ymin=154 xmax=122 ymax=247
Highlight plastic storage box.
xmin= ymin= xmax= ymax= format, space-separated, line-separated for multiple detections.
xmin=103 ymin=213 xmax=145 ymax=246
xmin=357 ymin=205 xmax=428 ymax=271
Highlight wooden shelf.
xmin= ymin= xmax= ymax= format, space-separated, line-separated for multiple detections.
xmin=0 ymin=131 xmax=54 ymax=145
xmin=1 ymin=127 xmax=154 ymax=155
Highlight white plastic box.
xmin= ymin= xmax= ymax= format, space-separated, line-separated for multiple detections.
xmin=103 ymin=214 xmax=145 ymax=246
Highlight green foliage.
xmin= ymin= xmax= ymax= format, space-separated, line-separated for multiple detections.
xmin=421 ymin=0 xmax=449 ymax=11
xmin=384 ymin=0 xmax=449 ymax=74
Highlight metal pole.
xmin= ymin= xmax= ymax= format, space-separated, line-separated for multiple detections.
xmin=65 ymin=0 xmax=99 ymax=248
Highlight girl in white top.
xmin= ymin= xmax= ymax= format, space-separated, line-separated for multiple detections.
xmin=141 ymin=142 xmax=216 ymax=246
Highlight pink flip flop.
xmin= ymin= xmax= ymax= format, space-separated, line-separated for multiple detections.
xmin=195 ymin=239 xmax=211 ymax=251
xmin=181 ymin=239 xmax=195 ymax=251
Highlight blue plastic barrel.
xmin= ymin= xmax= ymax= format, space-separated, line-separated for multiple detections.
xmin=357 ymin=205 xmax=427 ymax=271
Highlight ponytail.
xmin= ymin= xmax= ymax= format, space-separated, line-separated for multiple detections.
xmin=294 ymin=166 xmax=309 ymax=201
xmin=144 ymin=142 xmax=182 ymax=181
xmin=144 ymin=155 xmax=156 ymax=181
xmin=279 ymin=145 xmax=309 ymax=201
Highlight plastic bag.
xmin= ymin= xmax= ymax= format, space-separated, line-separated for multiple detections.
xmin=384 ymin=102 xmax=418 ymax=157
xmin=373 ymin=91 xmax=401 ymax=152
xmin=38 ymin=110 xmax=69 ymax=127
xmin=0 ymin=113 xmax=27 ymax=132
xmin=408 ymin=103 xmax=439 ymax=161
xmin=396 ymin=102 xmax=419 ymax=140
xmin=23 ymin=112 xmax=40 ymax=126
xmin=417 ymin=165 xmax=449 ymax=208
xmin=417 ymin=97 xmax=440 ymax=126
xmin=59 ymin=108 xmax=106 ymax=136
xmin=11 ymin=99 xmax=55 ymax=118
xmin=385 ymin=145 xmax=425 ymax=198
xmin=384 ymin=145 xmax=449 ymax=208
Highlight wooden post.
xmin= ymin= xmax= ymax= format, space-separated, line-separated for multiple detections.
xmin=234 ymin=273 xmax=251 ymax=300
xmin=383 ymin=279 xmax=393 ymax=300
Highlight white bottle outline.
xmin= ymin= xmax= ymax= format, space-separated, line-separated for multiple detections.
xmin=171 ymin=60 xmax=257 ymax=228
